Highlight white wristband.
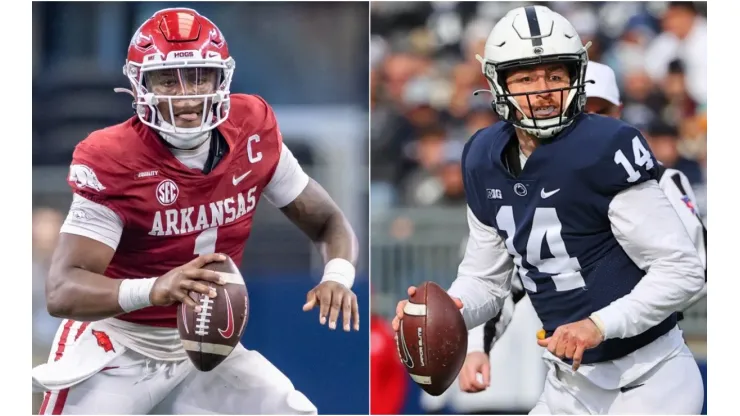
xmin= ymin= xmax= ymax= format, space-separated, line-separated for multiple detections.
xmin=320 ymin=258 xmax=355 ymax=289
xmin=118 ymin=278 xmax=158 ymax=313
xmin=589 ymin=313 xmax=607 ymax=340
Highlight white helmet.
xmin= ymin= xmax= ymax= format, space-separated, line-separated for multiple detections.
xmin=476 ymin=5 xmax=590 ymax=138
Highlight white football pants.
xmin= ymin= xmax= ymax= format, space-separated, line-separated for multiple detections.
xmin=35 ymin=319 xmax=317 ymax=415
xmin=529 ymin=343 xmax=704 ymax=414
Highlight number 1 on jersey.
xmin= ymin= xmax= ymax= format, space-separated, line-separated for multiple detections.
xmin=194 ymin=227 xmax=218 ymax=255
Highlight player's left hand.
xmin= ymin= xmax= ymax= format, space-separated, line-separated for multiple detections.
xmin=303 ymin=281 xmax=360 ymax=332
xmin=537 ymin=318 xmax=604 ymax=371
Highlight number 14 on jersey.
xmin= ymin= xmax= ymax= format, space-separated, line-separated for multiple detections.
xmin=614 ymin=136 xmax=654 ymax=183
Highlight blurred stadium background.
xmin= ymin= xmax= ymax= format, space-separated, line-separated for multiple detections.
xmin=370 ymin=1 xmax=707 ymax=414
xmin=32 ymin=2 xmax=369 ymax=414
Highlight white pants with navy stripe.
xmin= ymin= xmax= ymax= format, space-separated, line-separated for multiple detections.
xmin=36 ymin=319 xmax=317 ymax=415
xmin=529 ymin=343 xmax=704 ymax=414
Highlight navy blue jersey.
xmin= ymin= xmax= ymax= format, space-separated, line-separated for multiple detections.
xmin=462 ymin=113 xmax=677 ymax=364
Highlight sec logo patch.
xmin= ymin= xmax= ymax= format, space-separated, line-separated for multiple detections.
xmin=156 ymin=179 xmax=179 ymax=206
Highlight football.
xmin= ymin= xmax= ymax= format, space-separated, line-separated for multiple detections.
xmin=177 ymin=255 xmax=249 ymax=371
xmin=396 ymin=281 xmax=467 ymax=396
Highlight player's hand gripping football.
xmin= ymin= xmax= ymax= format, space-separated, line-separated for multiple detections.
xmin=537 ymin=318 xmax=604 ymax=371
xmin=391 ymin=286 xmax=464 ymax=332
xmin=150 ymin=253 xmax=227 ymax=313
xmin=459 ymin=351 xmax=490 ymax=393
xmin=303 ymin=281 xmax=360 ymax=332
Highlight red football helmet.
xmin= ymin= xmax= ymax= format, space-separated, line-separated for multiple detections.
xmin=117 ymin=8 xmax=235 ymax=148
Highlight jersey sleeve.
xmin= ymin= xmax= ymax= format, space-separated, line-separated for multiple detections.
xmin=594 ymin=180 xmax=705 ymax=339
xmin=461 ymin=129 xmax=493 ymax=227
xmin=67 ymin=140 xmax=130 ymax=224
xmin=590 ymin=125 xmax=660 ymax=196
xmin=262 ymin=143 xmax=310 ymax=208
xmin=659 ymin=168 xmax=707 ymax=269
xmin=659 ymin=168 xmax=707 ymax=310
xmin=448 ymin=206 xmax=515 ymax=330
xmin=452 ymin=130 xmax=515 ymax=329
xmin=60 ymin=193 xmax=123 ymax=250
xmin=244 ymin=95 xmax=285 ymax=190
xmin=467 ymin=323 xmax=486 ymax=354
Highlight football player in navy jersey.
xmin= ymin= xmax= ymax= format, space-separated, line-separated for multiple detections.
xmin=392 ymin=5 xmax=705 ymax=414
xmin=457 ymin=61 xmax=707 ymax=397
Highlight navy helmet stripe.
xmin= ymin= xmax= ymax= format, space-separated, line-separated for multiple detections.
xmin=524 ymin=6 xmax=543 ymax=46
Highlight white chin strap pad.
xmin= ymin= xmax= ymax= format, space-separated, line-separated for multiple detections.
xmin=157 ymin=117 xmax=212 ymax=149
xmin=159 ymin=130 xmax=211 ymax=149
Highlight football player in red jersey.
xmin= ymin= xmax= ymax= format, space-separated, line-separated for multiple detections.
xmin=32 ymin=8 xmax=360 ymax=415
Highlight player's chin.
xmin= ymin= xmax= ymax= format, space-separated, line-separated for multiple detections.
xmin=173 ymin=116 xmax=204 ymax=129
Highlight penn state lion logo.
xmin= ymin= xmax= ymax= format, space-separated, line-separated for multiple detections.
xmin=514 ymin=183 xmax=528 ymax=196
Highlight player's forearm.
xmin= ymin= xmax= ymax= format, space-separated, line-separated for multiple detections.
xmin=46 ymin=266 xmax=125 ymax=321
xmin=680 ymin=281 xmax=707 ymax=312
xmin=595 ymin=181 xmax=705 ymax=339
xmin=449 ymin=206 xmax=515 ymax=330
xmin=313 ymin=211 xmax=359 ymax=289
xmin=449 ymin=275 xmax=508 ymax=330
xmin=314 ymin=210 xmax=359 ymax=267
xmin=467 ymin=323 xmax=486 ymax=353
xmin=592 ymin=254 xmax=704 ymax=340
xmin=475 ymin=292 xmax=519 ymax=354
xmin=281 ymin=179 xmax=359 ymax=266
xmin=280 ymin=179 xmax=358 ymax=289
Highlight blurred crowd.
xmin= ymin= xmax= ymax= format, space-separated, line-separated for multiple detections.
xmin=371 ymin=1 xmax=707 ymax=217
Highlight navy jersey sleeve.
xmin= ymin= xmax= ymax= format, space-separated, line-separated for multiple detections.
xmin=589 ymin=124 xmax=660 ymax=196
xmin=461 ymin=129 xmax=493 ymax=227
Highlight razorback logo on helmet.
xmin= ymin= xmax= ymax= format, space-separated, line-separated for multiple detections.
xmin=91 ymin=330 xmax=116 ymax=353
xmin=69 ymin=164 xmax=106 ymax=192
xmin=208 ymin=27 xmax=225 ymax=48
xmin=132 ymin=30 xmax=153 ymax=51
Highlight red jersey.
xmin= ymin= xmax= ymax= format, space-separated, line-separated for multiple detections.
xmin=66 ymin=94 xmax=281 ymax=327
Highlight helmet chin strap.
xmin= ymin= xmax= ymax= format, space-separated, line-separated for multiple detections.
xmin=157 ymin=118 xmax=212 ymax=150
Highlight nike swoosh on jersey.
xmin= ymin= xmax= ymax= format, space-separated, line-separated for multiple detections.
xmin=540 ymin=188 xmax=561 ymax=198
xmin=218 ymin=290 xmax=235 ymax=339
xmin=619 ymin=383 xmax=644 ymax=393
xmin=232 ymin=171 xmax=252 ymax=186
